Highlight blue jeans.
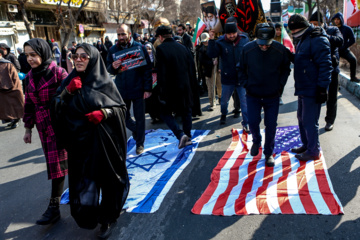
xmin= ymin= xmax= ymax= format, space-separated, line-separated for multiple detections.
xmin=297 ymin=95 xmax=321 ymax=156
xmin=160 ymin=108 xmax=192 ymax=140
xmin=221 ymin=84 xmax=248 ymax=126
xmin=247 ymin=95 xmax=279 ymax=156
xmin=125 ymin=98 xmax=145 ymax=147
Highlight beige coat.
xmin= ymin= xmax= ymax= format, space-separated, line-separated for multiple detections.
xmin=0 ymin=60 xmax=24 ymax=120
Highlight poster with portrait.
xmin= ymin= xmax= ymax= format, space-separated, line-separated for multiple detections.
xmin=201 ymin=1 xmax=218 ymax=31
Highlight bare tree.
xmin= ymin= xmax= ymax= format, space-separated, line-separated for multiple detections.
xmin=179 ymin=0 xmax=200 ymax=25
xmin=53 ymin=0 xmax=91 ymax=48
xmin=16 ymin=0 xmax=34 ymax=39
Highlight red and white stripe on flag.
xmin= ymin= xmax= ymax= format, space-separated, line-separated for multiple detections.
xmin=192 ymin=128 xmax=344 ymax=215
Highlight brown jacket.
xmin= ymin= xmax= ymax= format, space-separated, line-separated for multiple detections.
xmin=0 ymin=59 xmax=24 ymax=120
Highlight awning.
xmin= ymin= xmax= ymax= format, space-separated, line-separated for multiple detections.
xmin=84 ymin=26 xmax=106 ymax=31
xmin=0 ymin=28 xmax=15 ymax=36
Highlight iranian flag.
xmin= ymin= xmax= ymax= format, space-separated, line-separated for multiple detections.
xmin=192 ymin=17 xmax=206 ymax=46
xmin=281 ymin=26 xmax=295 ymax=53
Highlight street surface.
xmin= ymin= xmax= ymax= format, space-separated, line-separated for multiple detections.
xmin=1 ymin=72 xmax=360 ymax=240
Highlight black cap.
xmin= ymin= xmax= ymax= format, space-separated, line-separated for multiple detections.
xmin=206 ymin=6 xmax=216 ymax=15
xmin=309 ymin=11 xmax=323 ymax=23
xmin=288 ymin=14 xmax=310 ymax=30
xmin=275 ymin=23 xmax=282 ymax=29
xmin=255 ymin=23 xmax=275 ymax=45
xmin=224 ymin=22 xmax=237 ymax=33
xmin=155 ymin=25 xmax=173 ymax=37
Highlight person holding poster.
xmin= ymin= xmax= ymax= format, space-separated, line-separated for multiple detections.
xmin=106 ymin=24 xmax=152 ymax=155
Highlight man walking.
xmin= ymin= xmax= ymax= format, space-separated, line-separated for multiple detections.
xmin=107 ymin=24 xmax=152 ymax=155
xmin=177 ymin=24 xmax=194 ymax=54
xmin=208 ymin=21 xmax=249 ymax=132
xmin=331 ymin=12 xmax=359 ymax=83
xmin=309 ymin=11 xmax=344 ymax=131
xmin=0 ymin=43 xmax=21 ymax=72
xmin=288 ymin=14 xmax=333 ymax=161
xmin=156 ymin=25 xmax=196 ymax=148
xmin=241 ymin=23 xmax=291 ymax=167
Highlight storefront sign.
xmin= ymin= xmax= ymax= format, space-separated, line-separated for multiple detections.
xmin=40 ymin=0 xmax=82 ymax=8
xmin=0 ymin=28 xmax=15 ymax=36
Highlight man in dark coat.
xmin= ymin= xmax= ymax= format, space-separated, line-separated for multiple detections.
xmin=156 ymin=25 xmax=196 ymax=149
xmin=241 ymin=23 xmax=291 ymax=167
xmin=208 ymin=22 xmax=249 ymax=131
xmin=96 ymin=40 xmax=108 ymax=62
xmin=177 ymin=24 xmax=194 ymax=54
xmin=104 ymin=36 xmax=113 ymax=51
xmin=331 ymin=12 xmax=359 ymax=83
xmin=17 ymin=47 xmax=31 ymax=74
xmin=309 ymin=11 xmax=344 ymax=131
xmin=0 ymin=43 xmax=21 ymax=72
xmin=107 ymin=24 xmax=152 ymax=155
xmin=288 ymin=14 xmax=333 ymax=161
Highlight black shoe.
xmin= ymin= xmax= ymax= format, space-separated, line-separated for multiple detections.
xmin=350 ymin=77 xmax=360 ymax=83
xmin=36 ymin=198 xmax=60 ymax=225
xmin=220 ymin=115 xmax=226 ymax=125
xmin=232 ymin=109 xmax=241 ymax=114
xmin=265 ymin=155 xmax=275 ymax=167
xmin=136 ymin=146 xmax=144 ymax=155
xmin=250 ymin=143 xmax=260 ymax=156
xmin=208 ymin=106 xmax=214 ymax=111
xmin=325 ymin=123 xmax=333 ymax=131
xmin=5 ymin=121 xmax=19 ymax=129
xmin=218 ymin=98 xmax=221 ymax=105
xmin=243 ymin=125 xmax=250 ymax=134
xmin=291 ymin=146 xmax=307 ymax=154
xmin=295 ymin=152 xmax=320 ymax=161
xmin=233 ymin=112 xmax=240 ymax=118
xmin=98 ymin=221 xmax=117 ymax=239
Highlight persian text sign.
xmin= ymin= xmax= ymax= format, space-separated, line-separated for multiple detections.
xmin=41 ymin=0 xmax=82 ymax=8
xmin=112 ymin=46 xmax=147 ymax=72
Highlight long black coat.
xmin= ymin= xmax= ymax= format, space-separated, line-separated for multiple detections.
xmin=156 ymin=38 xmax=201 ymax=116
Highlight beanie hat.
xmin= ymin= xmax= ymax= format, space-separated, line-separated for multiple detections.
xmin=275 ymin=23 xmax=282 ymax=29
xmin=224 ymin=22 xmax=237 ymax=33
xmin=288 ymin=14 xmax=310 ymax=30
xmin=309 ymin=11 xmax=323 ymax=23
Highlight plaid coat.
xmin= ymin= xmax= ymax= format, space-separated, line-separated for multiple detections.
xmin=23 ymin=61 xmax=68 ymax=180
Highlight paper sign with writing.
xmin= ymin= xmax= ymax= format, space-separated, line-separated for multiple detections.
xmin=112 ymin=46 xmax=148 ymax=72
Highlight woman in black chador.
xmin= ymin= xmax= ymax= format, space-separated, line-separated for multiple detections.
xmin=51 ymin=43 xmax=129 ymax=239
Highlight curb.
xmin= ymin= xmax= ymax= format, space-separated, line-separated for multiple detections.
xmin=339 ymin=72 xmax=360 ymax=99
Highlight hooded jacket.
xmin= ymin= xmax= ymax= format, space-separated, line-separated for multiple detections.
xmin=331 ymin=12 xmax=355 ymax=53
xmin=293 ymin=25 xmax=333 ymax=96
xmin=324 ymin=23 xmax=343 ymax=73
xmin=0 ymin=43 xmax=21 ymax=72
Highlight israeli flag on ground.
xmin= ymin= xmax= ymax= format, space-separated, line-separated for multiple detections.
xmin=124 ymin=129 xmax=209 ymax=213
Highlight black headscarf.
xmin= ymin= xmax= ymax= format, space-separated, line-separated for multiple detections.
xmin=58 ymin=43 xmax=125 ymax=109
xmin=24 ymin=38 xmax=54 ymax=82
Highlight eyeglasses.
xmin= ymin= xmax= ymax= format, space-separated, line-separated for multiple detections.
xmin=71 ymin=53 xmax=90 ymax=61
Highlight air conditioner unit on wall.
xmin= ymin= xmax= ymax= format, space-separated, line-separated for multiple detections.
xmin=8 ymin=4 xmax=18 ymax=13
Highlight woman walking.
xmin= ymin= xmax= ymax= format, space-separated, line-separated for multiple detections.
xmin=22 ymin=38 xmax=68 ymax=225
xmin=51 ymin=43 xmax=129 ymax=239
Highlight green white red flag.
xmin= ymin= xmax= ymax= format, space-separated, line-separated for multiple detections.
xmin=192 ymin=17 xmax=206 ymax=46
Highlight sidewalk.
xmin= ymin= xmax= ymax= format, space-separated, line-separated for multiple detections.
xmin=339 ymin=61 xmax=360 ymax=99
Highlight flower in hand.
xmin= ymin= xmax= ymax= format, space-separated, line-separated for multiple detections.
xmin=66 ymin=76 xmax=82 ymax=93
xmin=85 ymin=110 xmax=105 ymax=124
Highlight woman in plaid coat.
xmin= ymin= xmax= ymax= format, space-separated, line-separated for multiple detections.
xmin=22 ymin=38 xmax=68 ymax=225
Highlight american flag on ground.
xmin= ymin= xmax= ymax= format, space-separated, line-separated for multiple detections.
xmin=192 ymin=126 xmax=343 ymax=215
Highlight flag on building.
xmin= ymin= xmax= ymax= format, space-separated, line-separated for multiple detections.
xmin=192 ymin=126 xmax=343 ymax=216
xmin=192 ymin=17 xmax=206 ymax=46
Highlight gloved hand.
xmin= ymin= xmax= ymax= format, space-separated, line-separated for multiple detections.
xmin=66 ymin=76 xmax=82 ymax=94
xmin=315 ymin=86 xmax=328 ymax=104
xmin=85 ymin=110 xmax=105 ymax=124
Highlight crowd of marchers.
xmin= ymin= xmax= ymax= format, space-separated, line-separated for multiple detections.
xmin=0 ymin=10 xmax=355 ymax=239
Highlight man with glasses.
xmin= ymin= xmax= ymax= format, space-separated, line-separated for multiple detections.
xmin=106 ymin=24 xmax=153 ymax=155
xmin=240 ymin=23 xmax=291 ymax=167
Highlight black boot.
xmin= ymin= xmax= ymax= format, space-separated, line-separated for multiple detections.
xmin=36 ymin=197 xmax=60 ymax=225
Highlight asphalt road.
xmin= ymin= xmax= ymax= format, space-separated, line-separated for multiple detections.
xmin=1 ymin=72 xmax=360 ymax=240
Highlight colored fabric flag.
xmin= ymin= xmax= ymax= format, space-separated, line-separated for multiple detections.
xmin=281 ymin=21 xmax=295 ymax=53
xmin=236 ymin=0 xmax=266 ymax=36
xmin=192 ymin=17 xmax=206 ymax=45
xmin=192 ymin=126 xmax=343 ymax=216
xmin=61 ymin=129 xmax=209 ymax=213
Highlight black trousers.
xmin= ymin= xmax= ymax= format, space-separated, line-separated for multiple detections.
xmin=325 ymin=72 xmax=339 ymax=125
xmin=340 ymin=49 xmax=357 ymax=79
xmin=124 ymin=98 xmax=145 ymax=147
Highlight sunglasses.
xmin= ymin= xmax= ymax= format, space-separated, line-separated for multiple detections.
xmin=71 ymin=53 xmax=90 ymax=61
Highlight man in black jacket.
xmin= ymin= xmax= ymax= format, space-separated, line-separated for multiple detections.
xmin=241 ymin=23 xmax=291 ymax=167
xmin=332 ymin=12 xmax=359 ymax=83
xmin=0 ymin=43 xmax=21 ymax=72
xmin=310 ymin=11 xmax=344 ymax=131
xmin=177 ymin=24 xmax=194 ymax=54
xmin=156 ymin=25 xmax=196 ymax=149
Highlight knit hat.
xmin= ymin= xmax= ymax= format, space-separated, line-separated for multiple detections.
xmin=288 ymin=14 xmax=310 ymax=30
xmin=309 ymin=11 xmax=323 ymax=23
xmin=224 ymin=22 xmax=237 ymax=33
